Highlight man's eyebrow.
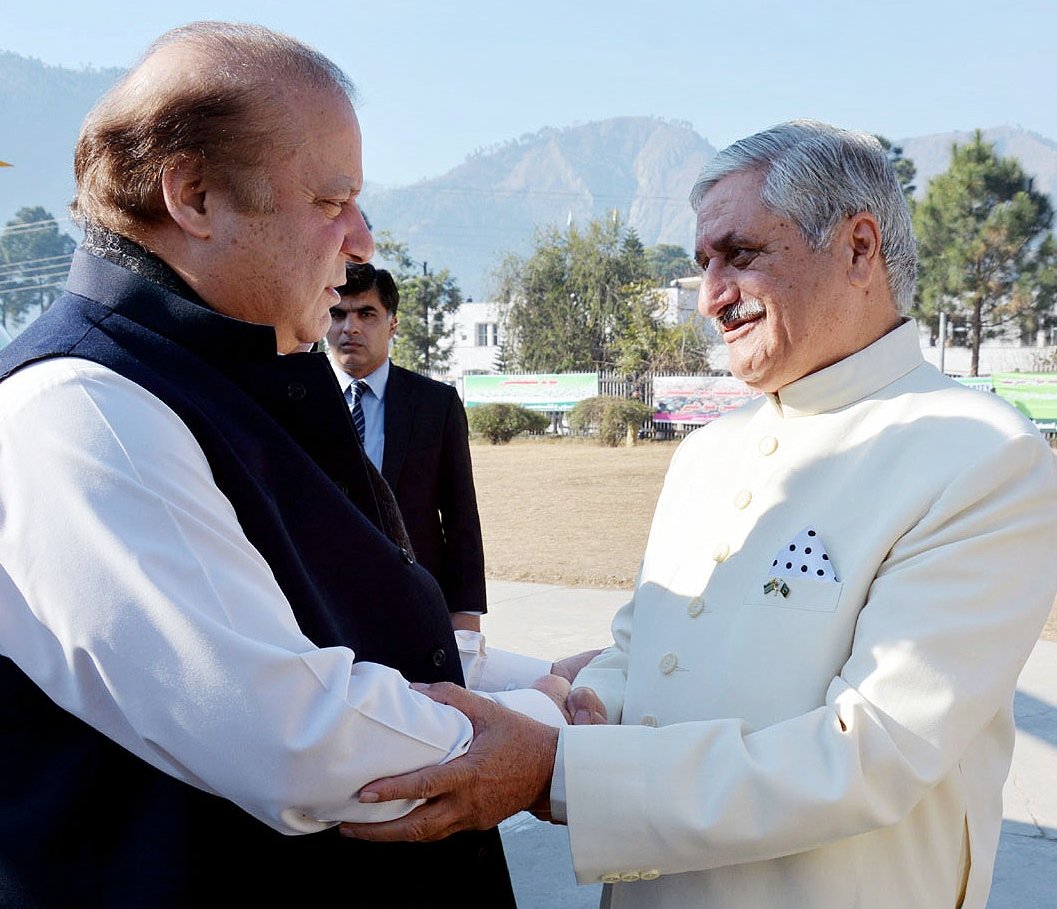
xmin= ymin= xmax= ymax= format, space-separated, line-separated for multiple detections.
xmin=318 ymin=176 xmax=359 ymax=196
xmin=696 ymin=231 xmax=755 ymax=263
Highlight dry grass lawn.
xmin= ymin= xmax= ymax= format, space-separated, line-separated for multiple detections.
xmin=471 ymin=437 xmax=1057 ymax=643
xmin=471 ymin=436 xmax=675 ymax=588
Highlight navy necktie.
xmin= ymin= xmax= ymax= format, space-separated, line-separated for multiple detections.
xmin=339 ymin=378 xmax=412 ymax=554
xmin=346 ymin=379 xmax=369 ymax=443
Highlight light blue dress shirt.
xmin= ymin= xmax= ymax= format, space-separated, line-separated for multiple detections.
xmin=334 ymin=359 xmax=389 ymax=470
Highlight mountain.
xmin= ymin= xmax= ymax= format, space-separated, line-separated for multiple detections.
xmin=3 ymin=50 xmax=1057 ymax=302
xmin=0 ymin=52 xmax=122 ymax=232
xmin=361 ymin=117 xmax=716 ymax=299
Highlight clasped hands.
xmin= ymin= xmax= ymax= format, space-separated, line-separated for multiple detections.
xmin=339 ymin=648 xmax=607 ymax=844
xmin=539 ymin=647 xmax=609 ymax=725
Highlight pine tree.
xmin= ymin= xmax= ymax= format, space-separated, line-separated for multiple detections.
xmin=914 ymin=132 xmax=1054 ymax=375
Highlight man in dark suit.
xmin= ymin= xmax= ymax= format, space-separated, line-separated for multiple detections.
xmin=327 ymin=263 xmax=486 ymax=631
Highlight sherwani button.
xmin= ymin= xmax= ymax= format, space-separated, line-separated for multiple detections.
xmin=659 ymin=652 xmax=678 ymax=674
xmin=619 ymin=871 xmax=641 ymax=882
xmin=733 ymin=489 xmax=752 ymax=509
xmin=285 ymin=383 xmax=306 ymax=400
xmin=431 ymin=648 xmax=447 ymax=667
xmin=640 ymin=869 xmax=661 ymax=881
xmin=641 ymin=714 xmax=658 ymax=727
xmin=712 ymin=543 xmax=730 ymax=562
xmin=759 ymin=436 xmax=778 ymax=455
xmin=601 ymin=873 xmax=621 ymax=884
xmin=687 ymin=596 xmax=704 ymax=618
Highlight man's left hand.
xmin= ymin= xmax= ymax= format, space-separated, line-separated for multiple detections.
xmin=551 ymin=647 xmax=604 ymax=684
xmin=340 ymin=682 xmax=559 ymax=843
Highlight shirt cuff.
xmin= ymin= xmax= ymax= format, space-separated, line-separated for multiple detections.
xmin=549 ymin=729 xmax=568 ymax=823
xmin=455 ymin=630 xmax=554 ymax=692
xmin=483 ymin=688 xmax=567 ymax=727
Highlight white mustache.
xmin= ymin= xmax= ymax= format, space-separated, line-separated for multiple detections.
xmin=714 ymin=296 xmax=766 ymax=332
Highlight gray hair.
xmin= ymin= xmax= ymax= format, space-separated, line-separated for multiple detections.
xmin=690 ymin=120 xmax=916 ymax=312
xmin=73 ymin=21 xmax=356 ymax=239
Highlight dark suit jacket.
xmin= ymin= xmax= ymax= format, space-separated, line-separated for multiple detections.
xmin=382 ymin=362 xmax=487 ymax=615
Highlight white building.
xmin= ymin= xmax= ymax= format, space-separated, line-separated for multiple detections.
xmin=441 ymin=299 xmax=504 ymax=382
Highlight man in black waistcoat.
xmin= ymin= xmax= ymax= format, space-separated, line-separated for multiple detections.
xmin=0 ymin=21 xmax=567 ymax=908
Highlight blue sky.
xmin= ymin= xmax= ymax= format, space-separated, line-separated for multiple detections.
xmin=3 ymin=0 xmax=1056 ymax=187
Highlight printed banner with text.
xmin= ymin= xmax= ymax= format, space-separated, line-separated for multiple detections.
xmin=463 ymin=373 xmax=598 ymax=412
xmin=652 ymin=376 xmax=760 ymax=425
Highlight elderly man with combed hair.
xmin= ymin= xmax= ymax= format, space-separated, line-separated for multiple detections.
xmin=0 ymin=20 xmax=584 ymax=908
xmin=341 ymin=121 xmax=1057 ymax=909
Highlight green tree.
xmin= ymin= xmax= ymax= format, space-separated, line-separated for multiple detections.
xmin=374 ymin=232 xmax=463 ymax=374
xmin=914 ymin=132 xmax=1054 ymax=376
xmin=874 ymin=135 xmax=917 ymax=203
xmin=644 ymin=243 xmax=697 ymax=285
xmin=0 ymin=207 xmax=76 ymax=329
xmin=494 ymin=214 xmax=670 ymax=373
xmin=466 ymin=403 xmax=548 ymax=444
xmin=612 ymin=278 xmax=711 ymax=397
xmin=568 ymin=395 xmax=654 ymax=447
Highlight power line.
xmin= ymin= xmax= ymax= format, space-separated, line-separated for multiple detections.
xmin=0 ymin=252 xmax=74 ymax=276
xmin=0 ymin=283 xmax=66 ymax=295
xmin=365 ymin=185 xmax=692 ymax=204
xmin=0 ymin=216 xmax=77 ymax=235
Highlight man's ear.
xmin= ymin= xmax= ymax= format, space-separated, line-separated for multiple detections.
xmin=160 ymin=160 xmax=214 ymax=240
xmin=846 ymin=212 xmax=882 ymax=288
xmin=389 ymin=315 xmax=399 ymax=339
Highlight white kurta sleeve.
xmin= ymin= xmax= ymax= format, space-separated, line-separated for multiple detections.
xmin=0 ymin=358 xmax=478 ymax=834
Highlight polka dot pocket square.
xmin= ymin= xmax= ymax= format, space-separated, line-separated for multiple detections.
xmin=768 ymin=526 xmax=838 ymax=587
xmin=756 ymin=527 xmax=843 ymax=611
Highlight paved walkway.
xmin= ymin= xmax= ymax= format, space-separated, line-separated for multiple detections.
xmin=482 ymin=580 xmax=1057 ymax=909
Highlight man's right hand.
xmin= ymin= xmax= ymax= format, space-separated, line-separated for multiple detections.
xmin=339 ymin=682 xmax=559 ymax=843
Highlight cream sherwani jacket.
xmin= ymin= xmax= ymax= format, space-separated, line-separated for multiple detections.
xmin=561 ymin=320 xmax=1057 ymax=908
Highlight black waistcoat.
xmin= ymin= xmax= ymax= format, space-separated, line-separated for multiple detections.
xmin=0 ymin=250 xmax=516 ymax=908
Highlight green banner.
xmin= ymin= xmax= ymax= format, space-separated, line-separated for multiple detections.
xmin=463 ymin=373 xmax=598 ymax=412
xmin=954 ymin=376 xmax=994 ymax=392
xmin=992 ymin=373 xmax=1057 ymax=421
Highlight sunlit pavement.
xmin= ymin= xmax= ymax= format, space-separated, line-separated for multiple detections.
xmin=484 ymin=580 xmax=1057 ymax=909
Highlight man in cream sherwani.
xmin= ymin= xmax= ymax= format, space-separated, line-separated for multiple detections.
xmin=341 ymin=120 xmax=1057 ymax=909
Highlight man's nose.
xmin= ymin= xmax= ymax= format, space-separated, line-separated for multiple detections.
xmin=697 ymin=261 xmax=739 ymax=318
xmin=343 ymin=205 xmax=375 ymax=263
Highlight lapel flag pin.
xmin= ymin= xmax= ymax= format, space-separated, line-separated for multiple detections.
xmin=763 ymin=577 xmax=791 ymax=598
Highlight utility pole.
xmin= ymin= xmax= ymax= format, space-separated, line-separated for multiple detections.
xmin=938 ymin=310 xmax=947 ymax=375
xmin=422 ymin=260 xmax=430 ymax=374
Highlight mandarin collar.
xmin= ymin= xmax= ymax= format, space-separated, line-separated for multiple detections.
xmin=764 ymin=319 xmax=923 ymax=418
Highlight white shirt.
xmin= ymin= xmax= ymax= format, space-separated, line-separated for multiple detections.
xmin=0 ymin=356 xmax=556 ymax=836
